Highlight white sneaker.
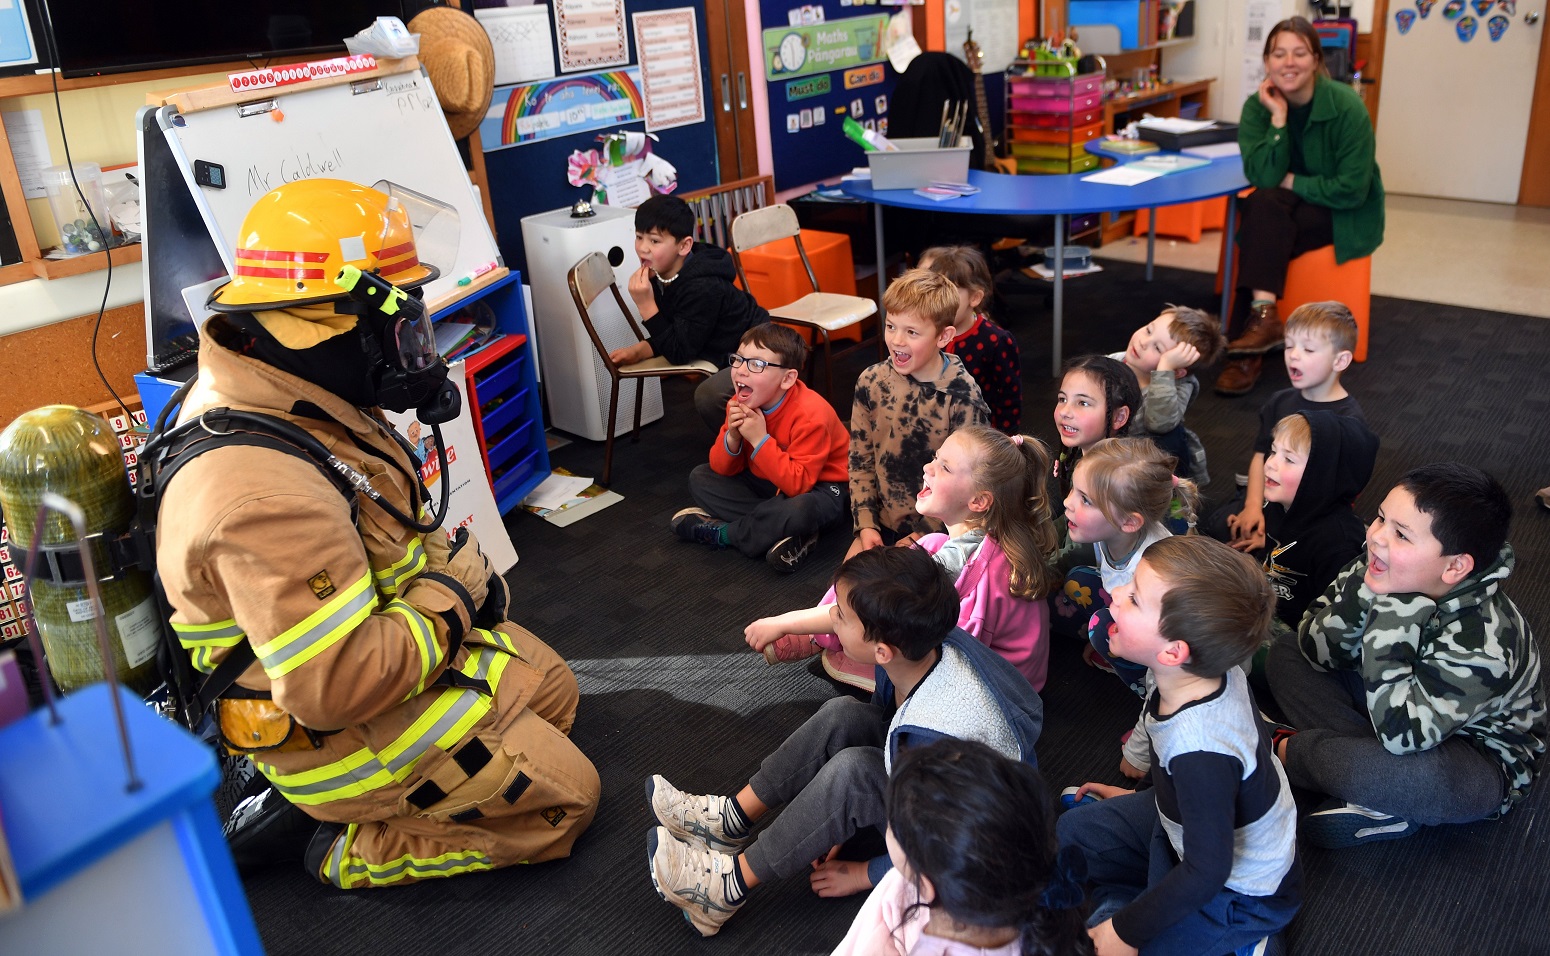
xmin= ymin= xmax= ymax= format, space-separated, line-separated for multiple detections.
xmin=645 ymin=774 xmax=753 ymax=853
xmin=647 ymin=826 xmax=744 ymax=937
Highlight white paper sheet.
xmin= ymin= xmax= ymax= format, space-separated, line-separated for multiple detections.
xmin=522 ymin=472 xmax=596 ymax=510
xmin=1182 ymin=142 xmax=1242 ymax=159
xmin=1081 ymin=165 xmax=1163 ymax=186
xmin=1136 ymin=117 xmax=1216 ymax=134
xmin=3 ymin=109 xmax=51 ymax=199
xmin=477 ymin=6 xmax=557 ymax=85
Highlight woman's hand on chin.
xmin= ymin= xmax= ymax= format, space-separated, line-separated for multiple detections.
xmin=1257 ymin=77 xmax=1288 ymax=128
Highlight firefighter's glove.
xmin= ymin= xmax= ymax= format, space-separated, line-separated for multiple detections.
xmin=422 ymin=526 xmax=491 ymax=622
xmin=474 ymin=570 xmax=510 ymax=630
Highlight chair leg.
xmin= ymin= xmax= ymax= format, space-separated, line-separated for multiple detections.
xmin=820 ymin=330 xmax=834 ymax=402
xmin=603 ymin=378 xmax=620 ymax=487
xmin=631 ymin=379 xmax=645 ymax=442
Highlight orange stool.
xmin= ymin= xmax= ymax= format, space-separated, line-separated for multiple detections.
xmin=1276 ymin=246 xmax=1372 ymax=362
xmin=1133 ymin=196 xmax=1228 ymax=244
xmin=735 ymin=229 xmax=864 ymax=344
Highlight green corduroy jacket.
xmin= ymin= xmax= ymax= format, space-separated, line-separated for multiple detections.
xmin=1239 ymin=75 xmax=1385 ymax=263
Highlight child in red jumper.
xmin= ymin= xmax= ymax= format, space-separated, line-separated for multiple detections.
xmin=671 ymin=323 xmax=850 ymax=572
xmin=920 ymin=245 xmax=1022 ymax=433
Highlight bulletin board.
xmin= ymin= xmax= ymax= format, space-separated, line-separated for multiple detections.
xmin=760 ymin=0 xmax=900 ymax=192
xmin=477 ymin=0 xmax=718 ymax=277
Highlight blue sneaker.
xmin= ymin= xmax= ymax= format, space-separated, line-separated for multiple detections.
xmin=1303 ymin=798 xmax=1420 ymax=849
xmin=671 ymin=508 xmax=727 ymax=548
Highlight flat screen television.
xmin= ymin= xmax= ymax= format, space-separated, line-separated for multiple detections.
xmin=41 ymin=0 xmax=406 ymax=79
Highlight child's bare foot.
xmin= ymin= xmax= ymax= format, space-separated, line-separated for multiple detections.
xmin=763 ymin=634 xmax=821 ymax=665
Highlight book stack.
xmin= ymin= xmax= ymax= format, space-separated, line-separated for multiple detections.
xmin=912 ymin=180 xmax=980 ymax=201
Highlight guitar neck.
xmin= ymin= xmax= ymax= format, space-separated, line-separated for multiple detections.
xmin=972 ymin=75 xmax=993 ymax=167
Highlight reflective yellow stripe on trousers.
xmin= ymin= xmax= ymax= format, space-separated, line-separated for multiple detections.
xmin=321 ymin=823 xmax=496 ymax=889
xmin=255 ymin=647 xmax=512 ymax=807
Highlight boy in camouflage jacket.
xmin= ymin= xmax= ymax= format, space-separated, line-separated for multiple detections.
xmin=1267 ymin=462 xmax=1547 ymax=850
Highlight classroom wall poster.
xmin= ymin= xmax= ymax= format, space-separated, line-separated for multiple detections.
xmin=556 ymin=0 xmax=630 ymax=73
xmin=763 ymin=13 xmax=891 ymax=81
xmin=480 ymin=67 xmax=646 ymax=149
xmin=477 ymin=5 xmax=558 ymax=85
xmin=632 ymin=8 xmax=706 ymax=132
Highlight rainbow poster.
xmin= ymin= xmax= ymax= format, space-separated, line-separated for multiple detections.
xmin=480 ymin=67 xmax=645 ymax=150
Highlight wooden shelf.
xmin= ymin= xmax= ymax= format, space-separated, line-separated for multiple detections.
xmin=0 ymin=54 xmax=318 ymax=99
xmin=30 ymin=241 xmax=142 ymax=280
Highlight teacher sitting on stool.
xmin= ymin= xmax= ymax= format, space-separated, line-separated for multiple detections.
xmin=1215 ymin=16 xmax=1384 ymax=396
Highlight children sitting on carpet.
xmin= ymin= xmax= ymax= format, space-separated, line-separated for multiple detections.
xmin=1267 ymin=462 xmax=1548 ymax=850
xmin=645 ymin=547 xmax=1043 ymax=937
xmin=745 ymin=425 xmax=1060 ymax=694
xmin=1049 ymin=438 xmax=1201 ymax=697
xmin=848 ymin=269 xmax=991 ymax=556
xmin=1109 ymin=304 xmax=1226 ymax=485
xmin=1050 ymin=354 xmax=1142 ymax=516
xmin=830 ymin=739 xmax=1092 ymax=956
xmin=670 ymin=323 xmax=849 ymax=573
xmin=1060 ymin=535 xmax=1301 ymax=956
xmin=919 ymin=245 xmax=1023 ymax=434
xmin=1203 ymin=301 xmax=1366 ymax=553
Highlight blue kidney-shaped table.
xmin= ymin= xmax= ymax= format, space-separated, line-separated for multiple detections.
xmin=841 ymin=153 xmax=1249 ymax=375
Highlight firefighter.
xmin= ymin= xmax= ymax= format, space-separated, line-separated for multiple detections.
xmin=156 ymin=178 xmax=599 ymax=888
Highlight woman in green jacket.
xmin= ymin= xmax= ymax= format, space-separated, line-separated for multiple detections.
xmin=1216 ymin=17 xmax=1384 ymax=396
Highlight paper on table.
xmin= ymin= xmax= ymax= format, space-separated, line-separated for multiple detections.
xmin=1081 ymin=165 xmax=1163 ymax=186
xmin=1182 ymin=142 xmax=1242 ymax=159
xmin=1136 ymin=116 xmax=1216 ymax=134
xmin=523 ymin=473 xmax=596 ymax=510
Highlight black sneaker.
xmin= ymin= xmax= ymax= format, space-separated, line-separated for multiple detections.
xmin=303 ymin=821 xmax=347 ymax=885
xmin=671 ymin=507 xmax=727 ymax=548
xmin=1303 ymin=799 xmax=1419 ymax=849
xmin=765 ymin=533 xmax=818 ymax=572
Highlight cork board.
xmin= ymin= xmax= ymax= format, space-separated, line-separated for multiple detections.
xmin=0 ymin=303 xmax=144 ymax=426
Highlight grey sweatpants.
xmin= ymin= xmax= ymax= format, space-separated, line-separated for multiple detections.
xmin=689 ymin=464 xmax=847 ymax=558
xmin=1265 ymin=631 xmax=1505 ymax=826
xmin=741 ymin=696 xmax=888 ymax=883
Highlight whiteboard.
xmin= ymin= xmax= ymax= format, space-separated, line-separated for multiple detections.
xmin=157 ymin=67 xmax=500 ymax=312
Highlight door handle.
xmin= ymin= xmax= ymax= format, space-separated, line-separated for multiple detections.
xmin=737 ymin=72 xmax=749 ymax=109
xmin=1526 ymin=10 xmax=1540 ymax=24
xmin=720 ymin=73 xmax=732 ymax=111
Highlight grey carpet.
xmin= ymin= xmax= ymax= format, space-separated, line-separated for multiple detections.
xmin=238 ymin=259 xmax=1550 ymax=955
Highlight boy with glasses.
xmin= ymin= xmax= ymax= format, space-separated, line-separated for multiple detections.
xmin=671 ymin=323 xmax=849 ymax=572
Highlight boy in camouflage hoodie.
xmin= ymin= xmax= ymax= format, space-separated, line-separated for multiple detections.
xmin=1267 ymin=463 xmax=1547 ymax=849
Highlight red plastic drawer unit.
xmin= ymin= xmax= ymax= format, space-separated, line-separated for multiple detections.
xmin=1009 ymin=90 xmax=1104 ymax=113
xmin=1013 ymin=122 xmax=1104 ymax=145
xmin=1008 ymin=109 xmax=1103 ymax=129
xmin=1007 ymin=72 xmax=1103 ymax=98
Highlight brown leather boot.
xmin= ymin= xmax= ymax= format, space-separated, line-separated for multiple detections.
xmin=1226 ymin=301 xmax=1284 ymax=354
xmin=1214 ymin=355 xmax=1263 ymax=396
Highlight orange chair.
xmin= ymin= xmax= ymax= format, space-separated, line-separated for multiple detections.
xmin=734 ymin=229 xmax=866 ymax=347
xmin=1217 ymin=238 xmax=1372 ymax=363
xmin=1132 ymin=196 xmax=1228 ymax=244
xmin=1276 ymin=246 xmax=1372 ymax=363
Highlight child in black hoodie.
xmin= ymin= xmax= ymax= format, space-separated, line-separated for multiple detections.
xmin=1258 ymin=409 xmax=1380 ymax=633
xmin=607 ymin=195 xmax=770 ymax=429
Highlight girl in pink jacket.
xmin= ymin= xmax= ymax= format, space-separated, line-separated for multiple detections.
xmin=746 ymin=426 xmax=1060 ymax=693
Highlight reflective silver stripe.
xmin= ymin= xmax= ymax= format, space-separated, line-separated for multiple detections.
xmin=385 ymin=599 xmax=441 ymax=696
xmin=322 ymin=824 xmax=356 ymax=888
xmin=373 ymin=538 xmax=427 ymax=597
xmin=255 ymin=572 xmax=376 ymax=679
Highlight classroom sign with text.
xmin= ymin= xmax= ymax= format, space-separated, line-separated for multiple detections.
xmin=763 ymin=14 xmax=890 ymax=81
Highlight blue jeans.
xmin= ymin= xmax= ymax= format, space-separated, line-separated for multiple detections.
xmin=1057 ymin=791 xmax=1301 ymax=956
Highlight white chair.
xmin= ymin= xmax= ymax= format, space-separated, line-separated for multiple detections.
xmin=568 ymin=251 xmax=716 ymax=486
xmin=729 ymin=203 xmax=877 ymax=400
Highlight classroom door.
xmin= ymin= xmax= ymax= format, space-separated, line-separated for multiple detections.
xmin=705 ymin=0 xmax=760 ymax=180
xmin=1375 ymin=3 xmax=1545 ymax=203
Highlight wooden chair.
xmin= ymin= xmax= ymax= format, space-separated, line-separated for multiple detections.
xmin=729 ymin=203 xmax=877 ymax=400
xmin=567 ymin=251 xmax=717 ymax=486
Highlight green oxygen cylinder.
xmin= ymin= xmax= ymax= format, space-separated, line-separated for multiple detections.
xmin=0 ymin=406 xmax=160 ymax=694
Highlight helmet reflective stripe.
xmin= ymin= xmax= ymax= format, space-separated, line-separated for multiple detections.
xmin=234 ymin=247 xmax=331 ymax=281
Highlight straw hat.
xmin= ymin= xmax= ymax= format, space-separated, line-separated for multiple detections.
xmin=407 ymin=3 xmax=495 ymax=141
